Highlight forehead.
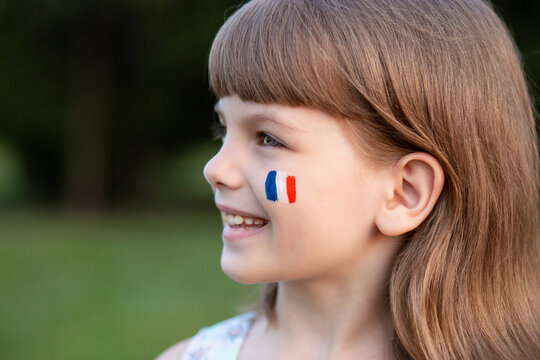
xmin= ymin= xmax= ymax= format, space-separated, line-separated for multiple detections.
xmin=214 ymin=96 xmax=309 ymax=134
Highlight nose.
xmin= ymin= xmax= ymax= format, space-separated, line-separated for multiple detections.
xmin=203 ymin=145 xmax=244 ymax=191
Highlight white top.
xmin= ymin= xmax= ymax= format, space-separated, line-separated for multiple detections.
xmin=180 ymin=312 xmax=258 ymax=360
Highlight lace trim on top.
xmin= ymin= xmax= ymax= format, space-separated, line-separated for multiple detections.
xmin=180 ymin=312 xmax=258 ymax=360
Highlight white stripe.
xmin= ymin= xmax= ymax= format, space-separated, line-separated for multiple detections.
xmin=276 ymin=171 xmax=288 ymax=203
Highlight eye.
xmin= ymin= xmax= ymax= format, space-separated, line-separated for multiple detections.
xmin=211 ymin=120 xmax=226 ymax=140
xmin=257 ymin=132 xmax=285 ymax=149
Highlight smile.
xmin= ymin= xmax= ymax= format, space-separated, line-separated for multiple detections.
xmin=221 ymin=211 xmax=269 ymax=229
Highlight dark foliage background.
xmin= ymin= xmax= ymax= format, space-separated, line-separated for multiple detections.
xmin=0 ymin=0 xmax=241 ymax=209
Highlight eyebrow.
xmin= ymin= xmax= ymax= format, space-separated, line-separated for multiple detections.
xmin=214 ymin=104 xmax=305 ymax=134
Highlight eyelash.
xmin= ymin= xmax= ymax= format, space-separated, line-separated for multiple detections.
xmin=211 ymin=121 xmax=226 ymax=140
xmin=211 ymin=122 xmax=286 ymax=149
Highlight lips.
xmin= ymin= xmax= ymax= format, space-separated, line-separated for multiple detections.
xmin=216 ymin=203 xmax=270 ymax=241
xmin=215 ymin=203 xmax=268 ymax=220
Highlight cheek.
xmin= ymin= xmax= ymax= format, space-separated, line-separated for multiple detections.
xmin=267 ymin=205 xmax=373 ymax=278
xmin=272 ymin=169 xmax=375 ymax=243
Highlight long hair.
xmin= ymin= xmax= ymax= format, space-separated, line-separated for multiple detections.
xmin=208 ymin=0 xmax=540 ymax=358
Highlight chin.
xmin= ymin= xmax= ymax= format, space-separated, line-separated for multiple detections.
xmin=221 ymin=263 xmax=261 ymax=284
xmin=221 ymin=258 xmax=278 ymax=285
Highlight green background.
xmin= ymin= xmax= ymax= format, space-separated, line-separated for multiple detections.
xmin=0 ymin=209 xmax=260 ymax=359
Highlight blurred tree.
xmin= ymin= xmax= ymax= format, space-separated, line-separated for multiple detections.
xmin=0 ymin=137 xmax=27 ymax=204
xmin=0 ymin=0 xmax=537 ymax=209
xmin=0 ymin=0 xmax=239 ymax=209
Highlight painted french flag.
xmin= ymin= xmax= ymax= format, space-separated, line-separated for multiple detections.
xmin=265 ymin=170 xmax=296 ymax=203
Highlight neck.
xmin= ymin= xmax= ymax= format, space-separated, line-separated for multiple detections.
xmin=263 ymin=237 xmax=400 ymax=359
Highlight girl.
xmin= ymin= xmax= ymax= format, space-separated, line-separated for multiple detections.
xmin=159 ymin=0 xmax=540 ymax=359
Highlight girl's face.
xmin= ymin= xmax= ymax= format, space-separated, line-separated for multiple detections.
xmin=204 ymin=95 xmax=392 ymax=284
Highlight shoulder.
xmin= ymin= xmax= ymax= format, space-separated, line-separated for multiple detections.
xmin=155 ymin=338 xmax=191 ymax=360
xmin=156 ymin=312 xmax=258 ymax=360
xmin=204 ymin=311 xmax=258 ymax=341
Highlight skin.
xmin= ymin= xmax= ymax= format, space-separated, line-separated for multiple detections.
xmin=158 ymin=95 xmax=444 ymax=360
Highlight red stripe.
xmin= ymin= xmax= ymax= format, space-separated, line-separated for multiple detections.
xmin=286 ymin=176 xmax=296 ymax=203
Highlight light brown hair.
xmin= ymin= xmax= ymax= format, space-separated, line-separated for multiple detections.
xmin=208 ymin=0 xmax=540 ymax=358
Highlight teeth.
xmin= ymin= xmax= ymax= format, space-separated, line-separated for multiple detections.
xmin=233 ymin=215 xmax=243 ymax=225
xmin=221 ymin=212 xmax=267 ymax=227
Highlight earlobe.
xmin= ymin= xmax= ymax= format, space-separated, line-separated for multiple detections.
xmin=375 ymin=153 xmax=445 ymax=237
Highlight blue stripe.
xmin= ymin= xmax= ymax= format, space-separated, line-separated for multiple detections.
xmin=265 ymin=170 xmax=278 ymax=201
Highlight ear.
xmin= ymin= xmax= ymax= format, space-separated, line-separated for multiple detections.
xmin=375 ymin=153 xmax=445 ymax=237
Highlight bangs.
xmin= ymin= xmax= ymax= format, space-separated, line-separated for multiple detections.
xmin=208 ymin=0 xmax=359 ymax=117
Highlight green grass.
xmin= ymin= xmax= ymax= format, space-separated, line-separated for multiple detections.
xmin=0 ymin=209 xmax=260 ymax=359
